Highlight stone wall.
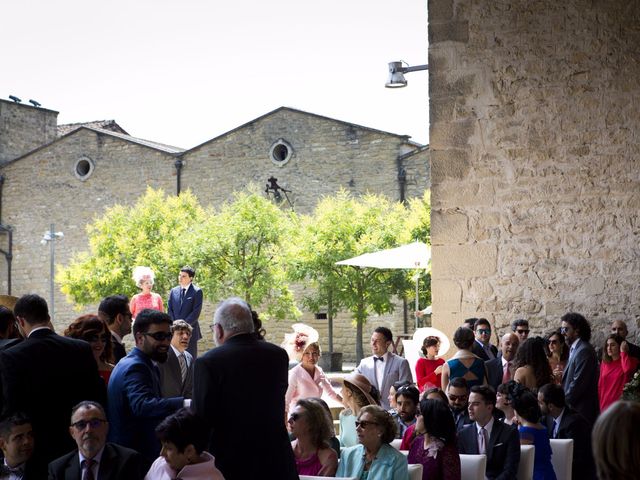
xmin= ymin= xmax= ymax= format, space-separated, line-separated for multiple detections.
xmin=429 ymin=0 xmax=640 ymax=348
xmin=0 ymin=99 xmax=58 ymax=164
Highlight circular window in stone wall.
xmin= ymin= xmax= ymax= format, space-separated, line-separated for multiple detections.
xmin=73 ymin=156 xmax=95 ymax=181
xmin=269 ymin=139 xmax=293 ymax=166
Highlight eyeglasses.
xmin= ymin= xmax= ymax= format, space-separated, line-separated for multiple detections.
xmin=547 ymin=339 xmax=559 ymax=345
xmin=84 ymin=334 xmax=110 ymax=343
xmin=448 ymin=394 xmax=467 ymax=402
xmin=142 ymin=332 xmax=172 ymax=341
xmin=289 ymin=413 xmax=303 ymax=422
xmin=71 ymin=418 xmax=107 ymax=430
xmin=516 ymin=329 xmax=530 ymax=334
xmin=560 ymin=327 xmax=568 ymax=334
xmin=477 ymin=329 xmax=491 ymax=335
xmin=355 ymin=420 xmax=379 ymax=429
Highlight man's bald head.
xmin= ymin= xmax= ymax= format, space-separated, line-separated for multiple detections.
xmin=500 ymin=332 xmax=519 ymax=361
xmin=611 ymin=320 xmax=628 ymax=339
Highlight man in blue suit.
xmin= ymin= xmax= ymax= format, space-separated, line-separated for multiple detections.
xmin=167 ymin=266 xmax=203 ymax=358
xmin=107 ymin=309 xmax=184 ymax=464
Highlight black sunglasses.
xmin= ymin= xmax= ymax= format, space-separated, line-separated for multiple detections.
xmin=83 ymin=334 xmax=110 ymax=343
xmin=71 ymin=418 xmax=107 ymax=430
xmin=289 ymin=413 xmax=303 ymax=422
xmin=142 ymin=332 xmax=172 ymax=341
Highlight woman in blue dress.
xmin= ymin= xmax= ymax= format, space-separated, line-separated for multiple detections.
xmin=511 ymin=384 xmax=557 ymax=480
xmin=441 ymin=327 xmax=486 ymax=390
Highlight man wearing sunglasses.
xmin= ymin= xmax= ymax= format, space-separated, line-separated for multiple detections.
xmin=107 ymin=309 xmax=184 ymax=464
xmin=471 ymin=319 xmax=498 ymax=361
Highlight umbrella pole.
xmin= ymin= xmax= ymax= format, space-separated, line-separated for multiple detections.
xmin=415 ymin=271 xmax=419 ymax=330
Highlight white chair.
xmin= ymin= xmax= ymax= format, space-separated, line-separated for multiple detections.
xmin=390 ymin=438 xmax=403 ymax=450
xmin=300 ymin=477 xmax=356 ymax=480
xmin=517 ymin=445 xmax=535 ymax=480
xmin=550 ymin=439 xmax=574 ymax=480
xmin=408 ymin=463 xmax=423 ymax=480
xmin=459 ymin=454 xmax=486 ymax=480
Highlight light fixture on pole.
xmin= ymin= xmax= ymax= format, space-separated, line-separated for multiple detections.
xmin=265 ymin=176 xmax=294 ymax=210
xmin=385 ymin=61 xmax=428 ymax=88
xmin=41 ymin=224 xmax=63 ymax=321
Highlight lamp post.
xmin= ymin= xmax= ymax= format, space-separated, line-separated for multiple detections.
xmin=41 ymin=224 xmax=63 ymax=321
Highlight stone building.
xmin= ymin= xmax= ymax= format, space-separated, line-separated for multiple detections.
xmin=0 ymin=99 xmax=429 ymax=360
xmin=429 ymin=0 xmax=640 ymax=347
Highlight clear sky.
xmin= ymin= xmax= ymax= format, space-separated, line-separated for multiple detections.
xmin=3 ymin=0 xmax=428 ymax=149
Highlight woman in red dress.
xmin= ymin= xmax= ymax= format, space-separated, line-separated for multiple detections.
xmin=598 ymin=334 xmax=639 ymax=412
xmin=415 ymin=336 xmax=445 ymax=392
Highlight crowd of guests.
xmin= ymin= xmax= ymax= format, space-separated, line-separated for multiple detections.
xmin=0 ymin=269 xmax=637 ymax=480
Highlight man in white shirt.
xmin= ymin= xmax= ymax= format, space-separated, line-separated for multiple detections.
xmin=486 ymin=333 xmax=519 ymax=390
xmin=159 ymin=320 xmax=194 ymax=399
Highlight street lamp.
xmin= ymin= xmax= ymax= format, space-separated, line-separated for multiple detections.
xmin=41 ymin=224 xmax=63 ymax=321
xmin=385 ymin=61 xmax=428 ymax=88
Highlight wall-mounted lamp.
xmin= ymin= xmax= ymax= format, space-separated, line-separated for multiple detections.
xmin=265 ymin=176 xmax=294 ymax=210
xmin=385 ymin=61 xmax=428 ymax=88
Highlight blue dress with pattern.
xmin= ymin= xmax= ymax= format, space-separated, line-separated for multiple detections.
xmin=519 ymin=425 xmax=557 ymax=480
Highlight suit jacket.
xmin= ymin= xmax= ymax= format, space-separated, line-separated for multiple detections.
xmin=452 ymin=408 xmax=473 ymax=432
xmin=0 ymin=328 xmax=106 ymax=478
xmin=193 ymin=333 xmax=297 ymax=480
xmin=167 ymin=284 xmax=203 ymax=340
xmin=47 ymin=442 xmax=146 ymax=480
xmin=355 ymin=352 xmax=412 ymax=410
xmin=561 ymin=339 xmax=599 ymax=426
xmin=457 ymin=420 xmax=520 ymax=480
xmin=110 ymin=332 xmax=127 ymax=364
xmin=106 ymin=347 xmax=183 ymax=463
xmin=543 ymin=408 xmax=596 ymax=480
xmin=472 ymin=341 xmax=498 ymax=362
xmin=0 ymin=337 xmax=21 ymax=351
xmin=337 ymin=443 xmax=409 ymax=479
xmin=158 ymin=347 xmax=193 ymax=398
xmin=485 ymin=356 xmax=506 ymax=390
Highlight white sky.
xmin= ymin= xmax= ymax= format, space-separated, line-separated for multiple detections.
xmin=3 ymin=0 xmax=428 ymax=149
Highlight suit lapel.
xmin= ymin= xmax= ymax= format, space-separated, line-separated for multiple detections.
xmin=99 ymin=444 xmax=116 ymax=480
xmin=65 ymin=454 xmax=82 ymax=480
xmin=487 ymin=420 xmax=502 ymax=457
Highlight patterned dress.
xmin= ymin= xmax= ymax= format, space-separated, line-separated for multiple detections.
xmin=407 ymin=436 xmax=461 ymax=480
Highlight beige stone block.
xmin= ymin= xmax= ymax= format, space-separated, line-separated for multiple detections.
xmin=581 ymin=277 xmax=605 ymax=296
xmin=431 ymin=279 xmax=462 ymax=313
xmin=431 ymin=209 xmax=468 ymax=243
xmin=430 ymin=149 xmax=471 ymax=181
xmin=432 ymin=244 xmax=498 ymax=277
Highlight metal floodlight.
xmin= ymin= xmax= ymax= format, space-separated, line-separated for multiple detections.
xmin=385 ymin=61 xmax=428 ymax=88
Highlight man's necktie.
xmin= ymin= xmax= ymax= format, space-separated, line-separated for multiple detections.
xmin=179 ymin=353 xmax=188 ymax=383
xmin=180 ymin=288 xmax=186 ymax=305
xmin=478 ymin=427 xmax=488 ymax=454
xmin=83 ymin=458 xmax=95 ymax=480
xmin=552 ymin=419 xmax=559 ymax=438
xmin=502 ymin=361 xmax=511 ymax=383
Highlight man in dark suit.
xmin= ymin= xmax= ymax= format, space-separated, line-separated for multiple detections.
xmin=167 ymin=266 xmax=203 ymax=358
xmin=457 ymin=385 xmax=520 ymax=480
xmin=355 ymin=326 xmax=412 ymax=410
xmin=447 ymin=377 xmax=473 ymax=431
xmin=471 ymin=318 xmax=498 ymax=361
xmin=98 ymin=294 xmax=132 ymax=364
xmin=538 ymin=383 xmax=596 ymax=480
xmin=0 ymin=413 xmax=37 ymax=479
xmin=158 ymin=319 xmax=194 ymax=398
xmin=0 ymin=294 xmax=106 ymax=477
xmin=486 ymin=333 xmax=519 ymax=390
xmin=561 ymin=312 xmax=599 ymax=426
xmin=107 ymin=309 xmax=184 ymax=464
xmin=49 ymin=401 xmax=145 ymax=480
xmin=193 ymin=297 xmax=297 ymax=480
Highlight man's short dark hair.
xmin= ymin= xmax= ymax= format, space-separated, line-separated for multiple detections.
xmin=473 ymin=318 xmax=491 ymax=331
xmin=448 ymin=377 xmax=469 ymax=390
xmin=13 ymin=294 xmax=48 ymax=325
xmin=374 ymin=326 xmax=393 ymax=343
xmin=470 ymin=385 xmax=496 ymax=406
xmin=180 ymin=266 xmax=195 ymax=278
xmin=561 ymin=312 xmax=592 ymax=342
xmin=0 ymin=413 xmax=31 ymax=439
xmin=463 ymin=318 xmax=478 ymax=329
xmin=512 ymin=319 xmax=529 ymax=331
xmin=0 ymin=306 xmax=15 ymax=336
xmin=133 ymin=309 xmax=172 ymax=335
xmin=395 ymin=384 xmax=419 ymax=404
xmin=70 ymin=401 xmax=106 ymax=420
xmin=538 ymin=383 xmax=566 ymax=408
xmin=392 ymin=380 xmax=412 ymax=391
xmin=156 ymin=408 xmax=208 ymax=454
xmin=98 ymin=295 xmax=129 ymax=325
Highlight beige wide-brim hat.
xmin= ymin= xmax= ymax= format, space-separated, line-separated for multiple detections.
xmin=282 ymin=323 xmax=320 ymax=362
xmin=413 ymin=327 xmax=451 ymax=358
xmin=0 ymin=295 xmax=18 ymax=311
xmin=342 ymin=372 xmax=379 ymax=406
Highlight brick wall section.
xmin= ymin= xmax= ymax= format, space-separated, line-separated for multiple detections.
xmin=0 ymin=100 xmax=58 ymax=164
xmin=429 ymin=0 xmax=640 ymax=348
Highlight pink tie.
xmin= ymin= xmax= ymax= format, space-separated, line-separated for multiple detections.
xmin=502 ymin=361 xmax=511 ymax=384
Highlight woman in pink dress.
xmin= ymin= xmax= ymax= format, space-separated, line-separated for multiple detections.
xmin=416 ymin=336 xmax=445 ymax=392
xmin=598 ymin=334 xmax=639 ymax=412
xmin=130 ymin=266 xmax=164 ymax=319
xmin=283 ymin=324 xmax=343 ymax=417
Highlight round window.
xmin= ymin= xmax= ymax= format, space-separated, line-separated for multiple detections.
xmin=73 ymin=156 xmax=95 ymax=181
xmin=269 ymin=139 xmax=293 ymax=166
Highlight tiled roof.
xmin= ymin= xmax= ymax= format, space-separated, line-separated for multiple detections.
xmin=85 ymin=127 xmax=185 ymax=154
xmin=57 ymin=120 xmax=129 ymax=137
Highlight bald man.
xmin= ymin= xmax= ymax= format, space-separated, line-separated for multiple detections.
xmin=486 ymin=333 xmax=519 ymax=390
xmin=611 ymin=320 xmax=640 ymax=363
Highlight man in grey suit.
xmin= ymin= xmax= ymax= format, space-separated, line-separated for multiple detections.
xmin=355 ymin=326 xmax=412 ymax=410
xmin=486 ymin=333 xmax=519 ymax=390
xmin=561 ymin=312 xmax=599 ymax=426
xmin=158 ymin=320 xmax=194 ymax=398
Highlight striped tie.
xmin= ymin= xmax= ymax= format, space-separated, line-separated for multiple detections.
xmin=179 ymin=353 xmax=187 ymax=383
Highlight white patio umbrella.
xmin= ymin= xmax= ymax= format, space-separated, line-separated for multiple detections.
xmin=336 ymin=241 xmax=431 ymax=327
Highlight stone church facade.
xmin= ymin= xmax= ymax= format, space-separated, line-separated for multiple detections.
xmin=0 ymin=99 xmax=429 ymax=359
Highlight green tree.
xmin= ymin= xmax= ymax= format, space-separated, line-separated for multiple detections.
xmin=181 ymin=190 xmax=300 ymax=320
xmin=57 ymin=188 xmax=205 ymax=305
xmin=291 ymin=190 xmax=412 ymax=361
